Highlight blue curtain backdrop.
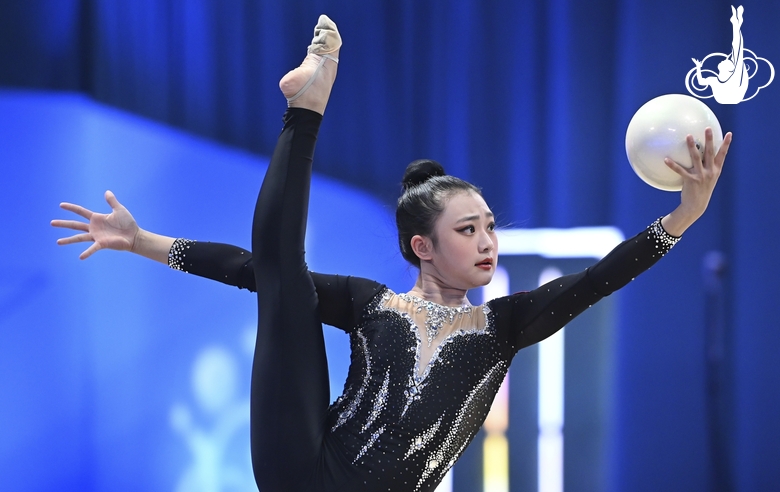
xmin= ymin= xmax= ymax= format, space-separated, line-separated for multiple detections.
xmin=2 ymin=0 xmax=779 ymax=491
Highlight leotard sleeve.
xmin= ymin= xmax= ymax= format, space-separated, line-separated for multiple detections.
xmin=167 ymin=239 xmax=383 ymax=332
xmin=488 ymin=218 xmax=680 ymax=357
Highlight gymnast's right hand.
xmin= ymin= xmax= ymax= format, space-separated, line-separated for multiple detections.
xmin=51 ymin=190 xmax=139 ymax=260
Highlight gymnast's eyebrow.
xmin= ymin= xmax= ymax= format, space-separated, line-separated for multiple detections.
xmin=456 ymin=212 xmax=494 ymax=223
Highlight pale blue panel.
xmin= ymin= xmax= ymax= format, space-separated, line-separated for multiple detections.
xmin=0 ymin=91 xmax=410 ymax=491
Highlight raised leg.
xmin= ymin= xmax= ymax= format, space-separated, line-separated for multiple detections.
xmin=249 ymin=15 xmax=341 ymax=492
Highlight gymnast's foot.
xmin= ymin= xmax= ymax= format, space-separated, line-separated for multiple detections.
xmin=730 ymin=5 xmax=744 ymax=26
xmin=280 ymin=14 xmax=341 ymax=115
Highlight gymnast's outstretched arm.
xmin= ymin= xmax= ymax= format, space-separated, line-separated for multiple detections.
xmin=167 ymin=239 xmax=382 ymax=331
xmin=493 ymin=127 xmax=733 ymax=353
xmin=51 ymin=191 xmax=381 ymax=330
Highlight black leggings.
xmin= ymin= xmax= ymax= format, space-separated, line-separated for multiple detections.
xmin=250 ymin=108 xmax=328 ymax=491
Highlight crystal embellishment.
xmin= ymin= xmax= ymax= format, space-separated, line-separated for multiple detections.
xmin=332 ymin=330 xmax=372 ymax=432
xmin=168 ymin=238 xmax=195 ymax=271
xmin=397 ymin=293 xmax=474 ymax=347
xmin=649 ymin=217 xmax=681 ymax=255
xmin=353 ymin=426 xmax=385 ymax=463
xmin=362 ymin=368 xmax=390 ymax=432
xmin=414 ymin=361 xmax=506 ymax=490
xmin=404 ymin=417 xmax=442 ymax=459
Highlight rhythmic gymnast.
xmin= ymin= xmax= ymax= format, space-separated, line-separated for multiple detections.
xmin=692 ymin=5 xmax=749 ymax=104
xmin=52 ymin=15 xmax=733 ymax=492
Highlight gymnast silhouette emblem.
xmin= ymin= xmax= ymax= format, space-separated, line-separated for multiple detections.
xmin=685 ymin=5 xmax=774 ymax=104
xmin=170 ymin=337 xmax=255 ymax=492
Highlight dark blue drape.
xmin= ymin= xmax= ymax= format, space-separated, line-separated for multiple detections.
xmin=2 ymin=0 xmax=779 ymax=490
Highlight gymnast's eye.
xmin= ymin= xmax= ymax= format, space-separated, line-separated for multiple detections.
xmin=487 ymin=222 xmax=496 ymax=232
xmin=458 ymin=225 xmax=476 ymax=234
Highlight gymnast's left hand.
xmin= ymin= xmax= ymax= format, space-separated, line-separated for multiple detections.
xmin=661 ymin=128 xmax=733 ymax=235
xmin=51 ymin=190 xmax=140 ymax=260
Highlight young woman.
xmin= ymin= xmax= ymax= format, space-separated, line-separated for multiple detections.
xmin=52 ymin=15 xmax=733 ymax=492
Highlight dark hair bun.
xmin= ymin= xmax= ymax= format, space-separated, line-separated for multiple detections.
xmin=402 ymin=159 xmax=446 ymax=191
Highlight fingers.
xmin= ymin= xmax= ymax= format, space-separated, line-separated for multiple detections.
xmin=56 ymin=233 xmax=93 ymax=246
xmin=664 ymin=157 xmax=688 ymax=177
xmin=686 ymin=133 xmax=705 ymax=173
xmin=60 ymin=202 xmax=94 ymax=220
xmin=715 ymin=132 xmax=733 ymax=168
xmin=80 ymin=243 xmax=101 ymax=260
xmin=702 ymin=127 xmax=715 ymax=169
xmin=50 ymin=219 xmax=89 ymax=232
xmin=105 ymin=190 xmax=122 ymax=210
xmin=683 ymin=127 xmax=718 ymax=173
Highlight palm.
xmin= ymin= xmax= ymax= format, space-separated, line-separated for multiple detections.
xmin=51 ymin=191 xmax=139 ymax=259
xmin=90 ymin=206 xmax=137 ymax=251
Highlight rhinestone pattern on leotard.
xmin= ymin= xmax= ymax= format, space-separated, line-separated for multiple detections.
xmin=325 ymin=288 xmax=506 ymax=492
xmin=331 ymin=330 xmax=372 ymax=432
xmin=396 ymin=293 xmax=474 ymax=346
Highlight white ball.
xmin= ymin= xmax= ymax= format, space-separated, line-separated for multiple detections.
xmin=625 ymin=94 xmax=723 ymax=191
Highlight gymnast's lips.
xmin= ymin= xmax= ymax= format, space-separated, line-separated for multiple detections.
xmin=476 ymin=258 xmax=493 ymax=269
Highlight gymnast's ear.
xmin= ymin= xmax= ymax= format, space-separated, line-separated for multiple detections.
xmin=410 ymin=235 xmax=434 ymax=262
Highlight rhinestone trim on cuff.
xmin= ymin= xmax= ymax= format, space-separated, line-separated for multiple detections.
xmin=168 ymin=238 xmax=195 ymax=271
xmin=649 ymin=217 xmax=681 ymax=255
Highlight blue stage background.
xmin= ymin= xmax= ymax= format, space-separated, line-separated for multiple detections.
xmin=0 ymin=92 xmax=412 ymax=491
xmin=1 ymin=1 xmax=779 ymax=491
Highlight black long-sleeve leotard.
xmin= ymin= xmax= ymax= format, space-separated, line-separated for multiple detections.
xmin=168 ymin=218 xmax=679 ymax=492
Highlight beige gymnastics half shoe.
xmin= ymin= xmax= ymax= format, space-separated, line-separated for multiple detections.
xmin=285 ymin=15 xmax=342 ymax=104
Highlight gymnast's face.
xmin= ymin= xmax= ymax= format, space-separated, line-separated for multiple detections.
xmin=417 ymin=191 xmax=498 ymax=290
